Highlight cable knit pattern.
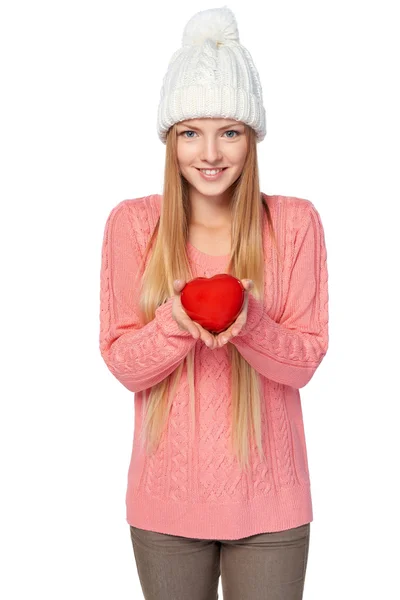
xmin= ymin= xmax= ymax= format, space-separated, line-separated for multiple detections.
xmin=99 ymin=193 xmax=329 ymax=539
xmin=231 ymin=199 xmax=329 ymax=388
xmin=157 ymin=7 xmax=267 ymax=143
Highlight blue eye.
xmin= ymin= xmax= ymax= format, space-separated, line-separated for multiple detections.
xmin=224 ymin=130 xmax=239 ymax=138
xmin=180 ymin=130 xmax=240 ymax=138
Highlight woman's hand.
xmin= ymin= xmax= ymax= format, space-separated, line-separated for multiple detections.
xmin=213 ymin=279 xmax=254 ymax=348
xmin=172 ymin=279 xmax=218 ymax=348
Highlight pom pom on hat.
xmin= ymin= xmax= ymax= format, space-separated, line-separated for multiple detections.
xmin=182 ymin=6 xmax=239 ymax=47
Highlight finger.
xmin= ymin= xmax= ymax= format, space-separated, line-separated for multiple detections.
xmin=218 ymin=334 xmax=229 ymax=347
xmin=242 ymin=278 xmax=254 ymax=291
xmin=173 ymin=279 xmax=186 ymax=293
xmin=207 ymin=334 xmax=218 ymax=349
xmin=217 ymin=319 xmax=244 ymax=345
xmin=191 ymin=321 xmax=216 ymax=349
xmin=188 ymin=321 xmax=200 ymax=340
xmin=215 ymin=328 xmax=230 ymax=346
xmin=197 ymin=324 xmax=216 ymax=349
xmin=178 ymin=314 xmax=199 ymax=339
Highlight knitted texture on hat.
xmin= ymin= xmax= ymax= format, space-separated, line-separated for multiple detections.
xmin=156 ymin=6 xmax=267 ymax=144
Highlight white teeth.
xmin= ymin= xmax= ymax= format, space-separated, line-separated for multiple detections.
xmin=200 ymin=168 xmax=224 ymax=175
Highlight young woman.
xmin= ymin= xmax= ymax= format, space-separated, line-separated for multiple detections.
xmin=99 ymin=6 xmax=329 ymax=599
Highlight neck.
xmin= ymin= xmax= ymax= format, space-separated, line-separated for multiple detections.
xmin=188 ymin=187 xmax=233 ymax=228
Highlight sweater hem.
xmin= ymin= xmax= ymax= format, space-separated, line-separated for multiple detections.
xmin=125 ymin=483 xmax=313 ymax=540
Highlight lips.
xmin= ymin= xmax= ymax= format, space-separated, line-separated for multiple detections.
xmin=196 ymin=167 xmax=228 ymax=181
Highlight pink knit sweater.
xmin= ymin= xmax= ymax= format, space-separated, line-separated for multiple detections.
xmin=99 ymin=193 xmax=329 ymax=540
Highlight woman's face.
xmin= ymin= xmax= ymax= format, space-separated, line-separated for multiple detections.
xmin=175 ymin=118 xmax=248 ymax=198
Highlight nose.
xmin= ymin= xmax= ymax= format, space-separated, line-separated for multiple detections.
xmin=199 ymin=136 xmax=223 ymax=165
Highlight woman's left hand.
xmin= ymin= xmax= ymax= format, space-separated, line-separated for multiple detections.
xmin=210 ymin=279 xmax=254 ymax=349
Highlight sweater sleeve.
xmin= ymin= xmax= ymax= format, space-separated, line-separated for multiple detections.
xmin=230 ymin=200 xmax=329 ymax=389
xmin=99 ymin=200 xmax=196 ymax=393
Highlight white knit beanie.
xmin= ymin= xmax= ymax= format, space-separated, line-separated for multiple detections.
xmin=157 ymin=6 xmax=267 ymax=144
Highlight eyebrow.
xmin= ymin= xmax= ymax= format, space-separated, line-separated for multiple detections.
xmin=177 ymin=122 xmax=244 ymax=131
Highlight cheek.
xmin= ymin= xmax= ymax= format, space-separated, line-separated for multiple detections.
xmin=177 ymin=148 xmax=196 ymax=168
xmin=227 ymin=141 xmax=247 ymax=164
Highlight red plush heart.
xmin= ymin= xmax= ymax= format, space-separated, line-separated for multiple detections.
xmin=180 ymin=274 xmax=245 ymax=334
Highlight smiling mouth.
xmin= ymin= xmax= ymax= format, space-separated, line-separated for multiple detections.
xmin=196 ymin=167 xmax=228 ymax=172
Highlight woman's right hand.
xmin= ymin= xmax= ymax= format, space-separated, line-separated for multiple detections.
xmin=172 ymin=279 xmax=217 ymax=349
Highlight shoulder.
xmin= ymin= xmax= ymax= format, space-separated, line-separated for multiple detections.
xmin=263 ymin=192 xmax=314 ymax=214
xmin=262 ymin=192 xmax=321 ymax=230
xmin=105 ymin=194 xmax=160 ymax=253
xmin=118 ymin=193 xmax=160 ymax=218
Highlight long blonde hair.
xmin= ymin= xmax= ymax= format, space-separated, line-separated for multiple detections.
xmin=135 ymin=123 xmax=281 ymax=472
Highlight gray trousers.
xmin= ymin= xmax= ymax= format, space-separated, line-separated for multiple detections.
xmin=129 ymin=522 xmax=310 ymax=600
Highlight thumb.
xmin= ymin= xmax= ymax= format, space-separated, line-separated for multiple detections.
xmin=173 ymin=279 xmax=186 ymax=293
xmin=243 ymin=279 xmax=254 ymax=290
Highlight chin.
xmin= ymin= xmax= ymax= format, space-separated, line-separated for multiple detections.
xmin=190 ymin=182 xmax=231 ymax=195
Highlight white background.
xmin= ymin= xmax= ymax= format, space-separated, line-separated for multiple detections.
xmin=1 ymin=0 xmax=399 ymax=598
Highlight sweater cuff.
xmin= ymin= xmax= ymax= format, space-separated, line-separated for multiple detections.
xmin=155 ymin=297 xmax=194 ymax=339
xmin=235 ymin=293 xmax=264 ymax=337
